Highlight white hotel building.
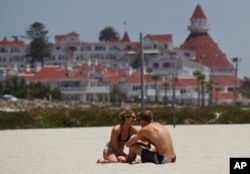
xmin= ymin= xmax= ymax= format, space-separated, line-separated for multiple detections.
xmin=0 ymin=4 xmax=248 ymax=105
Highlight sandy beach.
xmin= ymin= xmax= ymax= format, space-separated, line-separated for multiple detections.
xmin=0 ymin=124 xmax=249 ymax=174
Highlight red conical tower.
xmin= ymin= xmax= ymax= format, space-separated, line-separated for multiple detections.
xmin=120 ymin=31 xmax=131 ymax=42
xmin=181 ymin=4 xmax=233 ymax=71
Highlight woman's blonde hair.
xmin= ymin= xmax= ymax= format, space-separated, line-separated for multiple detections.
xmin=119 ymin=109 xmax=134 ymax=122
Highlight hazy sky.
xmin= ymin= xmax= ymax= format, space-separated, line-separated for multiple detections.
xmin=1 ymin=0 xmax=250 ymax=78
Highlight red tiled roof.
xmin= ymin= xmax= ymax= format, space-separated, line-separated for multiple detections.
xmin=212 ymin=91 xmax=234 ymax=101
xmin=176 ymin=78 xmax=198 ymax=87
xmin=106 ymin=75 xmax=121 ymax=84
xmin=181 ymin=32 xmax=233 ymax=69
xmin=126 ymin=71 xmax=141 ymax=83
xmin=145 ymin=34 xmax=172 ymax=43
xmin=210 ymin=75 xmax=242 ymax=87
xmin=55 ymin=31 xmax=79 ymax=41
xmin=23 ymin=66 xmax=93 ymax=81
xmin=211 ymin=91 xmax=250 ymax=102
xmin=182 ymin=4 xmax=233 ymax=69
xmin=120 ymin=31 xmax=131 ymax=42
xmin=190 ymin=4 xmax=207 ymax=19
xmin=0 ymin=37 xmax=27 ymax=47
xmin=63 ymin=40 xmax=139 ymax=48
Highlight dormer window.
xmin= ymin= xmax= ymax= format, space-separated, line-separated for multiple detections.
xmin=68 ymin=46 xmax=77 ymax=51
xmin=153 ymin=44 xmax=157 ymax=49
xmin=109 ymin=45 xmax=120 ymax=51
xmin=95 ymin=45 xmax=105 ymax=51
xmin=126 ymin=45 xmax=132 ymax=50
xmin=201 ymin=54 xmax=206 ymax=59
xmin=153 ymin=63 xmax=159 ymax=68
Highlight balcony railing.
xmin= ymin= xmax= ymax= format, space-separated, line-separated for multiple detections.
xmin=59 ymin=86 xmax=110 ymax=94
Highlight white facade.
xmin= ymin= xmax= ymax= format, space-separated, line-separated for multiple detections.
xmin=0 ymin=32 xmax=241 ymax=105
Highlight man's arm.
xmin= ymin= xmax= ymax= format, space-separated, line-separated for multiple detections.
xmin=126 ymin=133 xmax=140 ymax=147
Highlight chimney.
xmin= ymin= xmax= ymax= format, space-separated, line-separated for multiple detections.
xmin=26 ymin=64 xmax=30 ymax=72
xmin=87 ymin=58 xmax=91 ymax=66
xmin=13 ymin=64 xmax=18 ymax=72
xmin=35 ymin=62 xmax=42 ymax=72
xmin=125 ymin=65 xmax=132 ymax=76
xmin=94 ymin=59 xmax=98 ymax=65
xmin=66 ymin=62 xmax=72 ymax=71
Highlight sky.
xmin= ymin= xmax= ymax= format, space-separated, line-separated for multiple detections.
xmin=1 ymin=0 xmax=250 ymax=78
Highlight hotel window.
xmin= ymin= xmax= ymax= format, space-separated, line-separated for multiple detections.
xmin=67 ymin=46 xmax=77 ymax=51
xmin=14 ymin=56 xmax=19 ymax=61
xmin=184 ymin=52 xmax=191 ymax=57
xmin=180 ymin=89 xmax=186 ymax=94
xmin=82 ymin=46 xmax=91 ymax=51
xmin=201 ymin=54 xmax=206 ymax=59
xmin=153 ymin=63 xmax=159 ymax=68
xmin=162 ymin=62 xmax=171 ymax=68
xmin=126 ymin=45 xmax=132 ymax=50
xmin=95 ymin=45 xmax=105 ymax=51
xmin=109 ymin=45 xmax=120 ymax=51
xmin=132 ymin=85 xmax=141 ymax=90
xmin=0 ymin=48 xmax=7 ymax=53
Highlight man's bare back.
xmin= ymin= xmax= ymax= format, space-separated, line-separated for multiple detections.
xmin=139 ymin=122 xmax=175 ymax=158
xmin=126 ymin=110 xmax=176 ymax=164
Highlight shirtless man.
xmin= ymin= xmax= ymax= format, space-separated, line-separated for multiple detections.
xmin=126 ymin=110 xmax=176 ymax=164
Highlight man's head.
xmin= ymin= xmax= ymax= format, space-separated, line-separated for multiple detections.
xmin=137 ymin=110 xmax=153 ymax=126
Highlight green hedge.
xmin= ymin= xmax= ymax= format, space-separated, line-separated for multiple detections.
xmin=0 ymin=106 xmax=250 ymax=130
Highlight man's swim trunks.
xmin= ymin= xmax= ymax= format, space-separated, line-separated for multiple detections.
xmin=141 ymin=148 xmax=176 ymax=164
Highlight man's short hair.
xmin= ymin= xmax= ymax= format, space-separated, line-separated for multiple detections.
xmin=138 ymin=110 xmax=153 ymax=122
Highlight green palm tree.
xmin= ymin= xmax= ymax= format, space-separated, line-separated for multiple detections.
xmin=163 ymin=82 xmax=170 ymax=106
xmin=200 ymin=73 xmax=205 ymax=106
xmin=215 ymin=87 xmax=220 ymax=106
xmin=231 ymin=57 xmax=242 ymax=105
xmin=206 ymin=80 xmax=215 ymax=106
xmin=151 ymin=74 xmax=160 ymax=103
xmin=145 ymin=68 xmax=152 ymax=102
xmin=193 ymin=70 xmax=202 ymax=106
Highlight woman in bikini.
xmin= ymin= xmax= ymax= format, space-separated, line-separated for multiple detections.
xmin=97 ymin=109 xmax=138 ymax=163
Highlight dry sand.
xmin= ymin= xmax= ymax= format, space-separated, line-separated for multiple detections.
xmin=0 ymin=124 xmax=250 ymax=174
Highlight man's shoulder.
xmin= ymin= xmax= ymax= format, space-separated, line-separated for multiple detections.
xmin=140 ymin=124 xmax=153 ymax=132
xmin=152 ymin=122 xmax=164 ymax=127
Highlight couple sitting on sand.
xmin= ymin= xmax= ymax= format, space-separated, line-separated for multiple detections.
xmin=96 ymin=109 xmax=176 ymax=164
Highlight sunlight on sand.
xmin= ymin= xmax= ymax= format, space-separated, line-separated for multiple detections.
xmin=0 ymin=125 xmax=249 ymax=174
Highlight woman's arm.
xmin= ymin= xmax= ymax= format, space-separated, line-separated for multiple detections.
xmin=110 ymin=127 xmax=127 ymax=156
